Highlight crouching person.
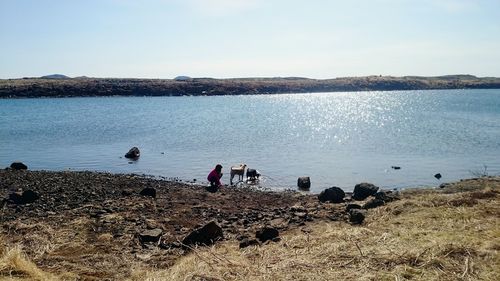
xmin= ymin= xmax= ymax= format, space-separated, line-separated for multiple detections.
xmin=207 ymin=164 xmax=223 ymax=193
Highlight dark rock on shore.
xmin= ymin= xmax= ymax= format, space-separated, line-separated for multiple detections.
xmin=182 ymin=221 xmax=223 ymax=247
xmin=374 ymin=190 xmax=399 ymax=202
xmin=348 ymin=209 xmax=366 ymax=224
xmin=139 ymin=228 xmax=163 ymax=243
xmin=7 ymin=190 xmax=39 ymax=204
xmin=346 ymin=203 xmax=362 ymax=212
xmin=256 ymin=227 xmax=279 ymax=242
xmin=10 ymin=162 xmax=28 ymax=170
xmin=363 ymin=198 xmax=385 ymax=209
xmin=139 ymin=187 xmax=156 ymax=198
xmin=353 ymin=183 xmax=379 ymax=200
xmin=318 ymin=187 xmax=345 ymax=203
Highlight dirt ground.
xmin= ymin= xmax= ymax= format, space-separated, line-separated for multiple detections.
xmin=0 ymin=170 xmax=347 ymax=279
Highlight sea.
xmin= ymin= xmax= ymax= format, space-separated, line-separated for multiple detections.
xmin=1 ymin=89 xmax=499 ymax=193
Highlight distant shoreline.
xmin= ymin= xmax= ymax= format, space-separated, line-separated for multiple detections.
xmin=1 ymin=75 xmax=500 ymax=98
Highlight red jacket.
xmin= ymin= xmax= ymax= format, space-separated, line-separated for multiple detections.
xmin=207 ymin=169 xmax=222 ymax=186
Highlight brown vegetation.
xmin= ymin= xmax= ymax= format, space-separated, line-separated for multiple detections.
xmin=1 ymin=170 xmax=499 ymax=280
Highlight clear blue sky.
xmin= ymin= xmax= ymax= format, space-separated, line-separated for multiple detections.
xmin=1 ymin=0 xmax=499 ymax=79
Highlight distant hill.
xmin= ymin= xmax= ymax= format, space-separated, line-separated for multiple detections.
xmin=1 ymin=75 xmax=499 ymax=98
xmin=40 ymin=74 xmax=70 ymax=79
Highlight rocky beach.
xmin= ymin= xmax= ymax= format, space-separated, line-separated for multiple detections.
xmin=1 ymin=168 xmax=499 ymax=280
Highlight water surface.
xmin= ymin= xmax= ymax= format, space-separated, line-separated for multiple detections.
xmin=1 ymin=89 xmax=499 ymax=192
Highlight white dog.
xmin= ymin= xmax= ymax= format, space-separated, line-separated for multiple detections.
xmin=230 ymin=164 xmax=247 ymax=185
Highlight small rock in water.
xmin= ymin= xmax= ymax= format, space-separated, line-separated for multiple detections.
xmin=297 ymin=177 xmax=311 ymax=190
xmin=391 ymin=166 xmax=401 ymax=170
xmin=125 ymin=147 xmax=140 ymax=159
xmin=434 ymin=173 xmax=442 ymax=180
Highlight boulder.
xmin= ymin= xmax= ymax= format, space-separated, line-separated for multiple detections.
xmin=10 ymin=162 xmax=28 ymax=170
xmin=374 ymin=190 xmax=399 ymax=202
xmin=318 ymin=186 xmax=345 ymax=203
xmin=256 ymin=227 xmax=279 ymax=243
xmin=139 ymin=187 xmax=156 ymax=198
xmin=139 ymin=228 xmax=162 ymax=243
xmin=182 ymin=221 xmax=223 ymax=247
xmin=21 ymin=190 xmax=39 ymax=204
xmin=7 ymin=190 xmax=39 ymax=204
xmin=363 ymin=198 xmax=385 ymax=209
xmin=297 ymin=177 xmax=311 ymax=189
xmin=125 ymin=147 xmax=140 ymax=159
xmin=352 ymin=183 xmax=379 ymax=200
xmin=349 ymin=209 xmax=366 ymax=224
xmin=346 ymin=203 xmax=362 ymax=212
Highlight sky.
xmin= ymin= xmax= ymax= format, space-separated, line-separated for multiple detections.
xmin=1 ymin=0 xmax=499 ymax=79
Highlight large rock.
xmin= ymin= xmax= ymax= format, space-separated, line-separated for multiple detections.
xmin=7 ymin=190 xmax=39 ymax=204
xmin=374 ymin=190 xmax=399 ymax=202
xmin=297 ymin=177 xmax=311 ymax=189
xmin=346 ymin=203 xmax=362 ymax=212
xmin=21 ymin=190 xmax=39 ymax=203
xmin=10 ymin=162 xmax=28 ymax=170
xmin=363 ymin=198 xmax=385 ymax=209
xmin=349 ymin=209 xmax=366 ymax=225
xmin=139 ymin=187 xmax=156 ymax=198
xmin=125 ymin=147 xmax=140 ymax=159
xmin=318 ymin=186 xmax=345 ymax=203
xmin=182 ymin=221 xmax=223 ymax=247
xmin=256 ymin=227 xmax=279 ymax=242
xmin=139 ymin=228 xmax=163 ymax=243
xmin=352 ymin=183 xmax=379 ymax=200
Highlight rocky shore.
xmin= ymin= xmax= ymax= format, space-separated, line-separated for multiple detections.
xmin=1 ymin=169 xmax=498 ymax=280
xmin=0 ymin=169 xmax=364 ymax=279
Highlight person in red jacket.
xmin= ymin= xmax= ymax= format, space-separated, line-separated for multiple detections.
xmin=207 ymin=164 xmax=223 ymax=192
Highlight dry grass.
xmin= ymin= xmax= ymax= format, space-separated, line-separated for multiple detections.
xmin=131 ymin=179 xmax=500 ymax=281
xmin=1 ymin=178 xmax=499 ymax=280
xmin=0 ymin=244 xmax=58 ymax=281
